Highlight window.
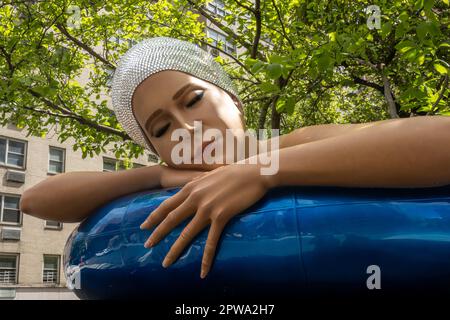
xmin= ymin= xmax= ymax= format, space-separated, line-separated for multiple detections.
xmin=206 ymin=27 xmax=236 ymax=55
xmin=103 ymin=157 xmax=126 ymax=172
xmin=108 ymin=36 xmax=137 ymax=48
xmin=0 ymin=137 xmax=26 ymax=169
xmin=0 ymin=254 xmax=18 ymax=285
xmin=105 ymin=68 xmax=115 ymax=88
xmin=48 ymin=146 xmax=65 ymax=174
xmin=207 ymin=0 xmax=226 ymax=17
xmin=43 ymin=255 xmax=60 ymax=284
xmin=103 ymin=158 xmax=117 ymax=172
xmin=148 ymin=153 xmax=159 ymax=163
xmin=45 ymin=220 xmax=63 ymax=230
xmin=0 ymin=195 xmax=21 ymax=225
xmin=103 ymin=157 xmax=146 ymax=171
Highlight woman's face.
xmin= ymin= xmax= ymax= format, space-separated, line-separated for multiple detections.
xmin=132 ymin=70 xmax=246 ymax=170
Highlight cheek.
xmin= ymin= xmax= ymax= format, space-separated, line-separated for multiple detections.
xmin=155 ymin=142 xmax=175 ymax=163
xmin=215 ymin=107 xmax=244 ymax=131
xmin=206 ymin=91 xmax=243 ymax=129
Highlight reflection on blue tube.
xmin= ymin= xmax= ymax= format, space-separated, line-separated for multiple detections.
xmin=63 ymin=184 xmax=450 ymax=299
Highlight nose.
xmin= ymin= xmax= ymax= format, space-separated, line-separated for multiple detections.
xmin=174 ymin=114 xmax=202 ymax=136
xmin=180 ymin=120 xmax=195 ymax=133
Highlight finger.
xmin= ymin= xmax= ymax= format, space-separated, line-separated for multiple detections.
xmin=190 ymin=172 xmax=206 ymax=182
xmin=191 ymin=171 xmax=211 ymax=182
xmin=200 ymin=220 xmax=227 ymax=279
xmin=140 ymin=188 xmax=188 ymax=230
xmin=144 ymin=198 xmax=196 ymax=248
xmin=162 ymin=215 xmax=210 ymax=268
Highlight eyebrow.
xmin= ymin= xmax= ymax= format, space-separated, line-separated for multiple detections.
xmin=144 ymin=83 xmax=193 ymax=133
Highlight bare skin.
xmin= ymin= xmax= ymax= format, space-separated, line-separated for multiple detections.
xmin=131 ymin=70 xmax=249 ymax=169
xmin=21 ymin=69 xmax=450 ymax=280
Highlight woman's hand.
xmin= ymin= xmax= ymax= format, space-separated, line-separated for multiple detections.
xmin=158 ymin=165 xmax=208 ymax=188
xmin=140 ymin=163 xmax=272 ymax=279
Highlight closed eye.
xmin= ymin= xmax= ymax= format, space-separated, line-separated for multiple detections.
xmin=154 ymin=123 xmax=170 ymax=138
xmin=186 ymin=91 xmax=204 ymax=108
xmin=153 ymin=91 xmax=204 ymax=138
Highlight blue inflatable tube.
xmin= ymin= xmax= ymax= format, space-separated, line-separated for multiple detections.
xmin=63 ymin=185 xmax=450 ymax=300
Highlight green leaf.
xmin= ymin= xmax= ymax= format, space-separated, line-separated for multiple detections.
xmin=399 ymin=11 xmax=409 ymax=23
xmin=414 ymin=0 xmax=424 ymax=11
xmin=405 ymin=48 xmax=418 ymax=62
xmin=328 ymin=32 xmax=336 ymax=42
xmin=381 ymin=21 xmax=392 ymax=39
xmin=268 ymin=54 xmax=286 ymax=64
xmin=244 ymin=57 xmax=258 ymax=66
xmin=275 ymin=98 xmax=286 ymax=112
xmin=317 ymin=54 xmax=333 ymax=72
xmin=434 ymin=63 xmax=448 ymax=74
xmin=395 ymin=40 xmax=416 ymax=53
xmin=417 ymin=22 xmax=429 ymax=42
xmin=267 ymin=63 xmax=283 ymax=79
xmin=251 ymin=60 xmax=265 ymax=73
xmin=395 ymin=21 xmax=410 ymax=39
xmin=284 ymin=97 xmax=296 ymax=115
xmin=416 ymin=54 xmax=425 ymax=65
xmin=259 ymin=82 xmax=280 ymax=93
xmin=417 ymin=21 xmax=439 ymax=43
xmin=424 ymin=0 xmax=435 ymax=11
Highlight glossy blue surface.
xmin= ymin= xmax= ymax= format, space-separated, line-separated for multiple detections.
xmin=64 ymin=185 xmax=450 ymax=299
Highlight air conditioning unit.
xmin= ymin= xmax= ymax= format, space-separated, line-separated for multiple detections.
xmin=1 ymin=227 xmax=21 ymax=241
xmin=210 ymin=48 xmax=220 ymax=57
xmin=6 ymin=170 xmax=25 ymax=183
xmin=0 ymin=288 xmax=16 ymax=299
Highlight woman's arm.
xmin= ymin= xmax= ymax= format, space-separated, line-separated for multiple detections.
xmin=19 ymin=165 xmax=164 ymax=223
xmin=262 ymin=118 xmax=407 ymax=151
xmin=263 ymin=115 xmax=450 ymax=188
xmin=277 ymin=121 xmax=388 ymax=148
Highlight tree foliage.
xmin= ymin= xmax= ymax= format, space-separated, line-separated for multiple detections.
xmin=0 ymin=0 xmax=448 ymax=161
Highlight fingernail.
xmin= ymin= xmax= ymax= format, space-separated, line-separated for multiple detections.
xmin=200 ymin=270 xmax=207 ymax=279
xmin=162 ymin=257 xmax=171 ymax=268
xmin=144 ymin=239 xmax=153 ymax=248
xmin=140 ymin=220 xmax=149 ymax=229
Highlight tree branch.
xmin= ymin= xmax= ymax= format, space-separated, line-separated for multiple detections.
xmin=55 ymin=23 xmax=116 ymax=69
xmin=380 ymin=65 xmax=399 ymax=118
xmin=431 ymin=74 xmax=449 ymax=112
xmin=186 ymin=0 xmax=265 ymax=60
xmin=270 ymin=0 xmax=295 ymax=50
xmin=26 ymin=88 xmax=130 ymax=139
xmin=250 ymin=0 xmax=262 ymax=59
xmin=0 ymin=45 xmax=14 ymax=76
xmin=258 ymin=98 xmax=272 ymax=133
xmin=351 ymin=75 xmax=384 ymax=92
xmin=231 ymin=0 xmax=255 ymax=14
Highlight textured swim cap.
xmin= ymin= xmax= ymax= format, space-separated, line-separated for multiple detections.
xmin=110 ymin=36 xmax=242 ymax=154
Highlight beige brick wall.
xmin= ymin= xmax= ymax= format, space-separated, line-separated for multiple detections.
xmin=0 ymin=121 xmax=153 ymax=292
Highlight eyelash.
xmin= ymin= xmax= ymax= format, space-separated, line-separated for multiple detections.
xmin=154 ymin=91 xmax=204 ymax=138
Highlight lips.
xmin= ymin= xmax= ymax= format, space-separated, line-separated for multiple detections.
xmin=192 ymin=139 xmax=215 ymax=161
